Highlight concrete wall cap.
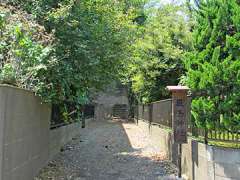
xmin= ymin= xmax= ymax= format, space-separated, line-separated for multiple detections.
xmin=166 ymin=86 xmax=190 ymax=91
xmin=0 ymin=84 xmax=34 ymax=93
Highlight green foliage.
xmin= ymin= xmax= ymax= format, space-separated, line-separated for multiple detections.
xmin=183 ymin=0 xmax=240 ymax=131
xmin=44 ymin=0 xmax=137 ymax=104
xmin=0 ymin=6 xmax=54 ymax=92
xmin=1 ymin=1 xmax=145 ymax=121
xmin=126 ymin=4 xmax=192 ymax=103
xmin=0 ymin=63 xmax=16 ymax=85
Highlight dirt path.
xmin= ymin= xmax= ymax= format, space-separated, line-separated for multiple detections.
xmin=35 ymin=120 xmax=177 ymax=180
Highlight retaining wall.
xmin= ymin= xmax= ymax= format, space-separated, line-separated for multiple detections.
xmin=0 ymin=85 xmax=85 ymax=180
xmin=137 ymin=119 xmax=240 ymax=180
xmin=93 ymin=82 xmax=129 ymax=120
xmin=49 ymin=119 xmax=93 ymax=159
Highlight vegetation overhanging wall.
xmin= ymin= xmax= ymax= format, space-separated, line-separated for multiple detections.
xmin=0 ymin=85 xmax=85 ymax=180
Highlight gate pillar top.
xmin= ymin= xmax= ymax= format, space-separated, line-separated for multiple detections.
xmin=167 ymin=86 xmax=189 ymax=93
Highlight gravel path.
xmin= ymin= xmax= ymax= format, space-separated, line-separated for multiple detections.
xmin=35 ymin=120 xmax=177 ymax=180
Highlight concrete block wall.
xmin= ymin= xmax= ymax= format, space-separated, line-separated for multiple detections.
xmin=0 ymin=87 xmax=6 ymax=180
xmin=93 ymin=83 xmax=129 ymax=121
xmin=49 ymin=122 xmax=81 ymax=159
xmin=181 ymin=139 xmax=215 ymax=180
xmin=0 ymin=85 xmax=51 ymax=180
xmin=0 ymin=85 xmax=86 ymax=180
xmin=49 ymin=120 xmax=92 ymax=167
xmin=49 ymin=119 xmax=93 ymax=160
xmin=136 ymin=119 xmax=240 ymax=180
xmin=137 ymin=120 xmax=178 ymax=164
xmin=212 ymin=147 xmax=240 ymax=180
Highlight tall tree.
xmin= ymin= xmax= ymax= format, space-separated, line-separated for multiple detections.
xmin=126 ymin=4 xmax=192 ymax=103
xmin=183 ymin=0 xmax=240 ymax=131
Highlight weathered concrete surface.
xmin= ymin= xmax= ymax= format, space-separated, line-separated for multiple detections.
xmin=136 ymin=119 xmax=240 ymax=180
xmin=49 ymin=119 xmax=92 ymax=160
xmin=137 ymin=120 xmax=178 ymax=164
xmin=0 ymin=85 xmax=51 ymax=180
xmin=0 ymin=87 xmax=7 ymax=180
xmin=0 ymin=85 xmax=87 ymax=180
xmin=213 ymin=147 xmax=240 ymax=180
xmin=181 ymin=140 xmax=215 ymax=180
xmin=50 ymin=123 xmax=81 ymax=159
xmin=35 ymin=120 xmax=177 ymax=180
xmin=93 ymin=83 xmax=129 ymax=120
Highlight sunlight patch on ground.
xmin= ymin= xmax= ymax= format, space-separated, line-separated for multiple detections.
xmin=121 ymin=122 xmax=168 ymax=161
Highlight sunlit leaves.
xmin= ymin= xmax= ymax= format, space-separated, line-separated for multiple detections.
xmin=184 ymin=0 xmax=240 ymax=130
xmin=127 ymin=4 xmax=192 ymax=103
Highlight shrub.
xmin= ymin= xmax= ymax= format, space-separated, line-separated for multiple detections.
xmin=184 ymin=0 xmax=240 ymax=131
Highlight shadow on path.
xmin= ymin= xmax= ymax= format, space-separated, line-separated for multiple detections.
xmin=36 ymin=120 xmax=177 ymax=180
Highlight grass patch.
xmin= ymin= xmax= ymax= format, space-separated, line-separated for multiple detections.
xmin=188 ymin=134 xmax=240 ymax=149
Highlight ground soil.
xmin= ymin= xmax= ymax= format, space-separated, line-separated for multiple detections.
xmin=35 ymin=119 xmax=177 ymax=180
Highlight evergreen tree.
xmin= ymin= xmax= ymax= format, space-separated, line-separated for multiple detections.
xmin=184 ymin=0 xmax=240 ymax=131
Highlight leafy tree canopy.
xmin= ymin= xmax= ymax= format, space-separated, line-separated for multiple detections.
xmin=1 ymin=0 xmax=146 ymax=121
xmin=124 ymin=4 xmax=192 ymax=103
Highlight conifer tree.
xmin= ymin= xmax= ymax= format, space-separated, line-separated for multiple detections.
xmin=184 ymin=0 xmax=240 ymax=131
